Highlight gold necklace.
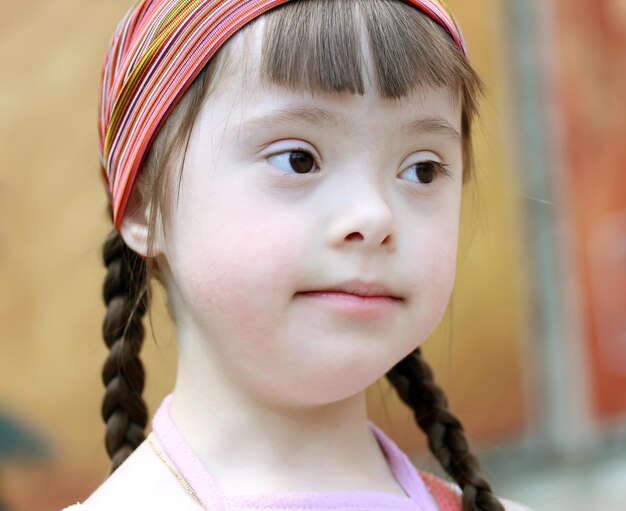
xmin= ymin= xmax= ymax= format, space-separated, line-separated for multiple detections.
xmin=147 ymin=431 xmax=203 ymax=506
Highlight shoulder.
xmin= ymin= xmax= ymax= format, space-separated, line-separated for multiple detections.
xmin=417 ymin=470 xmax=462 ymax=509
xmin=418 ymin=470 xmax=533 ymax=511
xmin=75 ymin=435 xmax=201 ymax=510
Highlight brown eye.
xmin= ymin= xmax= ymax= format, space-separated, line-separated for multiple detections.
xmin=414 ymin=162 xmax=436 ymax=184
xmin=289 ymin=151 xmax=315 ymax=173
xmin=268 ymin=150 xmax=318 ymax=174
xmin=401 ymin=160 xmax=451 ymax=185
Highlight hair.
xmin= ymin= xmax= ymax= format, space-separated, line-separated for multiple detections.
xmin=100 ymin=1 xmax=501 ymax=510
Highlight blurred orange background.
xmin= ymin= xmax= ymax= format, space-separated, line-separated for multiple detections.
xmin=0 ymin=1 xmax=624 ymax=510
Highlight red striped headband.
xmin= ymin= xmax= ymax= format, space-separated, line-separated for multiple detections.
xmin=99 ymin=0 xmax=469 ymax=231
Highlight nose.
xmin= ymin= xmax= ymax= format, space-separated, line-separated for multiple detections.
xmin=327 ymin=175 xmax=396 ymax=251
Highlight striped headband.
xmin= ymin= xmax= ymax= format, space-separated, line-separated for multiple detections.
xmin=99 ymin=0 xmax=469 ymax=231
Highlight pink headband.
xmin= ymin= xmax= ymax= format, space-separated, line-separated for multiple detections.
xmin=98 ymin=0 xmax=469 ymax=231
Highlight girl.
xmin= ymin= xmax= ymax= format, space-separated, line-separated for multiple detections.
xmin=65 ymin=0 xmax=531 ymax=510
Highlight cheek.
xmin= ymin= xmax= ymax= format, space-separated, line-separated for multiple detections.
xmin=425 ymin=238 xmax=458 ymax=304
xmin=167 ymin=190 xmax=304 ymax=339
xmin=405 ymin=216 xmax=460 ymax=323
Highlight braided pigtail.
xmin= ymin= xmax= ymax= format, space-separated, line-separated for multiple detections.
xmin=101 ymin=211 xmax=150 ymax=474
xmin=386 ymin=348 xmax=504 ymax=511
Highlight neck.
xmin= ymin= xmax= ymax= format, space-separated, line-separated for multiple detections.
xmin=168 ymin=351 xmax=404 ymax=497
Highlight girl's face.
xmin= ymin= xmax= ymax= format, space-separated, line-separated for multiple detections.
xmin=152 ymin=22 xmax=463 ymax=409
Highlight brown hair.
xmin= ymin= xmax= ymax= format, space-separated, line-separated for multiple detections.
xmin=100 ymin=1 xmax=500 ymax=509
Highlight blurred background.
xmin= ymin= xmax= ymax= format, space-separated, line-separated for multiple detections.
xmin=0 ymin=0 xmax=624 ymax=510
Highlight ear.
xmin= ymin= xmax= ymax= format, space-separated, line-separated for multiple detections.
xmin=118 ymin=185 xmax=164 ymax=258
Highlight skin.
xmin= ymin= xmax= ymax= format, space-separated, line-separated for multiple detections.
xmin=120 ymin=18 xmax=464 ymax=498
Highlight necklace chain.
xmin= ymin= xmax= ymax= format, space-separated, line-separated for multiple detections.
xmin=147 ymin=431 xmax=203 ymax=506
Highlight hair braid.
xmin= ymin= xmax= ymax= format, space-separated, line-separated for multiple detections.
xmin=386 ymin=348 xmax=504 ymax=511
xmin=101 ymin=215 xmax=150 ymax=474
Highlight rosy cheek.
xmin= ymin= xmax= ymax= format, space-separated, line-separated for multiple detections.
xmin=429 ymin=246 xmax=458 ymax=304
xmin=170 ymin=205 xmax=301 ymax=313
xmin=408 ymin=229 xmax=459 ymax=309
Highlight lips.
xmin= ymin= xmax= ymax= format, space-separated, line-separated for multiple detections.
xmin=297 ymin=279 xmax=404 ymax=301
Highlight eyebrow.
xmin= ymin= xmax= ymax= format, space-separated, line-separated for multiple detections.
xmin=404 ymin=116 xmax=461 ymax=142
xmin=234 ymin=105 xmax=461 ymax=142
xmin=237 ymin=105 xmax=352 ymax=134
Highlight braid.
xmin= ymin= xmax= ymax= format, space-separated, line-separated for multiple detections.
xmin=101 ymin=212 xmax=150 ymax=474
xmin=386 ymin=348 xmax=504 ymax=511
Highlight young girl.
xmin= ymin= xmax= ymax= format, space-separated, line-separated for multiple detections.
xmin=64 ymin=1 xmax=531 ymax=510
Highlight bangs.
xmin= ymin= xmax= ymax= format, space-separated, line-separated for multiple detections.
xmin=259 ymin=0 xmax=480 ymax=101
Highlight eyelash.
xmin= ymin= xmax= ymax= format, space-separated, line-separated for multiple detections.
xmin=402 ymin=160 xmax=452 ymax=186
xmin=266 ymin=147 xmax=321 ymax=172
xmin=266 ymin=148 xmax=451 ymax=184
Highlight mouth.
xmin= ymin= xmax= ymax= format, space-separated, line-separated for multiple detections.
xmin=294 ymin=290 xmax=403 ymax=318
xmin=296 ymin=291 xmax=403 ymax=302
xmin=294 ymin=279 xmax=405 ymax=319
xmin=296 ymin=279 xmax=405 ymax=302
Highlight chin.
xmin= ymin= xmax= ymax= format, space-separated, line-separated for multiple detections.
xmin=260 ymin=362 xmax=395 ymax=408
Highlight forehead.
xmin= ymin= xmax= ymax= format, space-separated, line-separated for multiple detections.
xmin=202 ymin=16 xmax=462 ymax=134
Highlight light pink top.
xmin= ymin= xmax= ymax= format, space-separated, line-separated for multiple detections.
xmin=149 ymin=392 xmax=440 ymax=511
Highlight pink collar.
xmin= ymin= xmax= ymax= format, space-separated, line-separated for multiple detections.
xmin=151 ymin=392 xmax=438 ymax=511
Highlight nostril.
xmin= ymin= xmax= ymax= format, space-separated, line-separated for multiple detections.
xmin=345 ymin=232 xmax=364 ymax=241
